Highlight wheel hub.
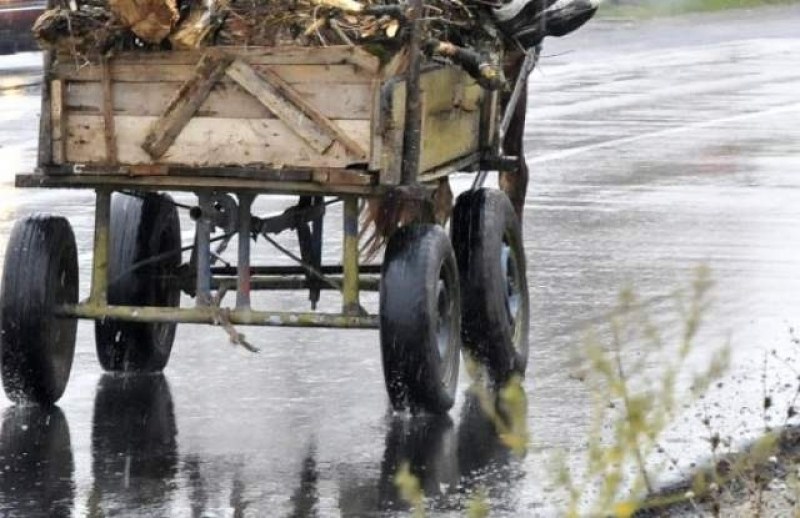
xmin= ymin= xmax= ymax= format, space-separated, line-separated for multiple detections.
xmin=501 ymin=238 xmax=523 ymax=351
xmin=435 ymin=278 xmax=452 ymax=362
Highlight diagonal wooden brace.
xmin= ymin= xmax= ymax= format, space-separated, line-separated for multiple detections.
xmin=226 ymin=59 xmax=368 ymax=160
xmin=142 ymin=52 xmax=234 ymax=159
xmin=226 ymin=59 xmax=334 ymax=155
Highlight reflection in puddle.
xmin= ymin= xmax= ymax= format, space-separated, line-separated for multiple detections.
xmin=89 ymin=374 xmax=178 ymax=516
xmin=378 ymin=414 xmax=459 ymax=512
xmin=457 ymin=387 xmax=527 ymax=500
xmin=180 ymin=454 xmax=252 ymax=518
xmin=0 ymin=406 xmax=74 ymax=517
xmin=339 ymin=384 xmax=528 ymax=516
xmin=287 ymin=444 xmax=320 ymax=517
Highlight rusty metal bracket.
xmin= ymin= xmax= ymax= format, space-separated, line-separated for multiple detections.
xmin=252 ymin=200 xmax=329 ymax=237
xmin=472 ymin=45 xmax=540 ymax=191
xmin=295 ymin=196 xmax=325 ymax=310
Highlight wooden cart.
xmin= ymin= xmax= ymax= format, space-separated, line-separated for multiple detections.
xmin=1 ymin=41 xmax=531 ymax=413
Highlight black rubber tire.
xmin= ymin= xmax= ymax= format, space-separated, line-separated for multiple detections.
xmin=451 ymin=188 xmax=530 ymax=383
xmin=1 ymin=215 xmax=78 ymax=405
xmin=380 ymin=224 xmax=461 ymax=414
xmin=95 ymin=192 xmax=181 ymax=372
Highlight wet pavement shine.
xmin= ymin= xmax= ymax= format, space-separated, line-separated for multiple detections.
xmin=1 ymin=5 xmax=800 ymax=516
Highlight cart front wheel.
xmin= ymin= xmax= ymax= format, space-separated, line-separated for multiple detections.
xmin=380 ymin=225 xmax=461 ymax=414
xmin=95 ymin=192 xmax=181 ymax=372
xmin=1 ymin=215 xmax=78 ymax=405
xmin=452 ymin=188 xmax=530 ymax=383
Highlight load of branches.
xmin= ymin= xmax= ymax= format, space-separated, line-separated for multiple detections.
xmin=33 ymin=0 xmax=507 ymax=87
xmin=33 ymin=0 xmax=603 ymax=89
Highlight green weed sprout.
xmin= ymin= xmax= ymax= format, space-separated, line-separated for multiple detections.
xmin=556 ymin=266 xmax=730 ymax=517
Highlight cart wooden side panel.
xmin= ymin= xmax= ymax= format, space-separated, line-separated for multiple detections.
xmin=380 ymin=66 xmax=484 ymax=184
xmin=51 ymin=47 xmax=376 ymax=170
xmin=35 ymin=45 xmax=493 ymax=190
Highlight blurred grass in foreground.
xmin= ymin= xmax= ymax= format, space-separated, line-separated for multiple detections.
xmin=599 ymin=0 xmax=800 ymax=19
xmin=553 ymin=266 xmax=731 ymax=516
xmin=394 ymin=267 xmax=737 ymax=516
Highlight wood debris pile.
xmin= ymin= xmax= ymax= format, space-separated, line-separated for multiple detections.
xmin=33 ymin=0 xmax=506 ymax=87
xmin=32 ymin=1 xmax=126 ymax=55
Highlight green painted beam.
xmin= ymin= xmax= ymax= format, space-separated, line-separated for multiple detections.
xmin=57 ymin=304 xmax=380 ymax=329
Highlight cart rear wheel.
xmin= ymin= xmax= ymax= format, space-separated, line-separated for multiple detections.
xmin=1 ymin=215 xmax=78 ymax=405
xmin=380 ymin=225 xmax=461 ymax=414
xmin=95 ymin=193 xmax=181 ymax=372
xmin=452 ymin=188 xmax=530 ymax=383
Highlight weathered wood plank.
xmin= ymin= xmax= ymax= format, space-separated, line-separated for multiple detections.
xmin=37 ymin=163 xmax=372 ymax=185
xmin=226 ymin=59 xmax=333 ymax=154
xmin=419 ymin=66 xmax=482 ymax=114
xmin=67 ymin=46 xmax=380 ymax=70
xmin=311 ymin=168 xmax=373 ymax=186
xmin=66 ymin=115 xmax=371 ymax=168
xmin=368 ymin=78 xmax=383 ymax=172
xmin=165 ymin=166 xmax=312 ymax=181
xmin=17 ymin=171 xmax=382 ymax=196
xmin=142 ymin=52 xmax=233 ymax=159
xmin=417 ymin=153 xmax=480 ymax=183
xmin=380 ymin=66 xmax=484 ymax=177
xmin=100 ymin=58 xmax=117 ymax=164
xmin=50 ymin=79 xmax=66 ymax=164
xmin=128 ymin=164 xmax=168 ymax=176
xmin=419 ymin=109 xmax=481 ymax=173
xmin=460 ymin=82 xmax=483 ymax=112
xmin=257 ymin=66 xmax=368 ymax=159
xmin=54 ymin=63 xmax=372 ymax=84
xmin=380 ymin=79 xmax=405 ymax=185
xmin=38 ymin=163 xmax=314 ymax=181
xmin=66 ymin=81 xmax=373 ymax=120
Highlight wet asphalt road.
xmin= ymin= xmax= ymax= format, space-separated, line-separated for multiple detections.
xmin=1 ymin=5 xmax=800 ymax=516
